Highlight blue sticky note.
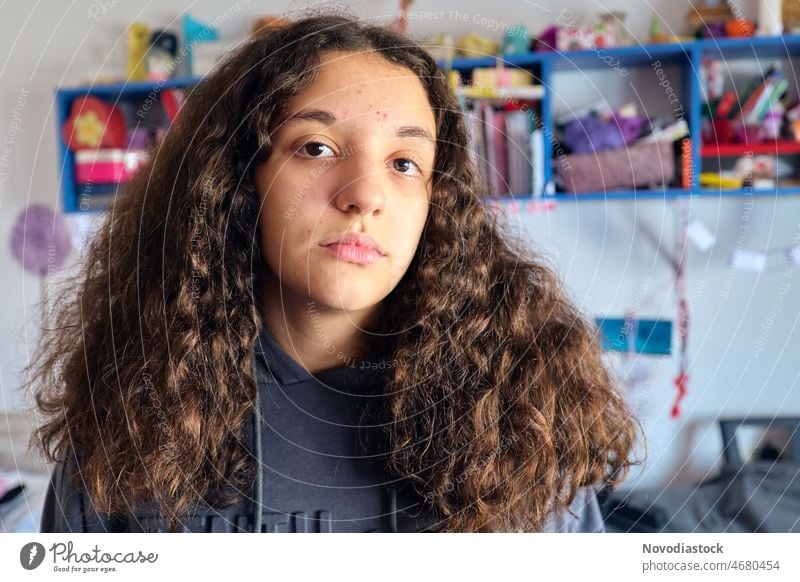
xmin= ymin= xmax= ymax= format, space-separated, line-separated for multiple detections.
xmin=595 ymin=317 xmax=673 ymax=356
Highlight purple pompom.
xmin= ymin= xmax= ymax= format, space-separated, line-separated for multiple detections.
xmin=563 ymin=116 xmax=626 ymax=154
xmin=614 ymin=114 xmax=649 ymax=145
xmin=9 ymin=204 xmax=72 ymax=277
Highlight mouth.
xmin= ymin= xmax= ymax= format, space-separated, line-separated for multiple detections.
xmin=322 ymin=243 xmax=383 ymax=265
xmin=319 ymin=232 xmax=386 ymax=265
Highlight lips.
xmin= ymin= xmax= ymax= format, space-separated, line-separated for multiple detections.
xmin=319 ymin=231 xmax=386 ymax=265
xmin=319 ymin=231 xmax=386 ymax=254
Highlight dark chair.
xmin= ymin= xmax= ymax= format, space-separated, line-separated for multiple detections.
xmin=598 ymin=416 xmax=800 ymax=532
xmin=719 ymin=416 xmax=800 ymax=465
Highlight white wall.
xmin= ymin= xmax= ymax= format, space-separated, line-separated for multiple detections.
xmin=2 ymin=0 xmax=796 ymax=492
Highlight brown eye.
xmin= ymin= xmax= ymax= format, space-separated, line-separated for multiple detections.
xmin=296 ymin=142 xmax=336 ymax=158
xmin=393 ymin=158 xmax=421 ymax=176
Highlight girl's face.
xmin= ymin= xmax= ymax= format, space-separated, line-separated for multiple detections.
xmin=254 ymin=51 xmax=436 ymax=313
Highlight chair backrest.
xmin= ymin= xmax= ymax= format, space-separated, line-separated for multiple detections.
xmin=719 ymin=417 xmax=800 ymax=465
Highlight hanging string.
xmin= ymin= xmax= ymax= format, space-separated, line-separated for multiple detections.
xmin=671 ymin=197 xmax=691 ymax=419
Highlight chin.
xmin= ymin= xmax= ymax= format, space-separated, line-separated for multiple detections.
xmin=310 ymin=298 xmax=380 ymax=313
xmin=308 ymin=281 xmax=385 ymax=313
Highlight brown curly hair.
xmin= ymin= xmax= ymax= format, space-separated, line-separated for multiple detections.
xmin=27 ymin=8 xmax=643 ymax=533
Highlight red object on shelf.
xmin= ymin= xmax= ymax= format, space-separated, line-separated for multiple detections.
xmin=62 ymin=95 xmax=126 ymax=151
xmin=701 ymin=141 xmax=800 ymax=157
xmin=724 ymin=19 xmax=755 ymax=37
xmin=715 ymin=91 xmax=736 ymax=118
xmin=681 ymin=137 xmax=692 ymax=190
xmin=161 ymin=89 xmax=186 ymax=123
xmin=701 ymin=118 xmax=734 ymax=145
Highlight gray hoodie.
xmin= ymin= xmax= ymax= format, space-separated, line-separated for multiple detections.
xmin=39 ymin=324 xmax=605 ymax=533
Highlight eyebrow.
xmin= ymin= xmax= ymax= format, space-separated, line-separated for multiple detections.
xmin=278 ymin=108 xmax=436 ymax=146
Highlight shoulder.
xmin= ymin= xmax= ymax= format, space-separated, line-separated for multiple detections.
xmin=39 ymin=447 xmax=128 ymax=533
xmin=40 ymin=448 xmax=85 ymax=532
xmin=540 ymin=485 xmax=606 ymax=533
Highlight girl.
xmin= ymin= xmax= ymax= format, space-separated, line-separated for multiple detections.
xmin=31 ymin=11 xmax=640 ymax=533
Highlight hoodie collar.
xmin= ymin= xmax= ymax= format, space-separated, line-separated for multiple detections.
xmin=253 ymin=323 xmax=390 ymax=391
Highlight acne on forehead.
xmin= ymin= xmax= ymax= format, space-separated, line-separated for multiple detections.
xmin=283 ymin=58 xmax=436 ymax=139
xmin=318 ymin=57 xmax=430 ymax=101
xmin=370 ymin=106 xmax=389 ymax=121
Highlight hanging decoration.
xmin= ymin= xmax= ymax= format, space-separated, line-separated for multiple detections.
xmin=671 ymin=198 xmax=691 ymax=419
xmin=9 ymin=203 xmax=73 ymax=327
xmin=9 ymin=204 xmax=72 ymax=277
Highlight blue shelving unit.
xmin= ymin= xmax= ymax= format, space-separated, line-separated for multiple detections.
xmin=54 ymin=35 xmax=800 ymax=212
xmin=55 ymin=77 xmax=201 ymax=212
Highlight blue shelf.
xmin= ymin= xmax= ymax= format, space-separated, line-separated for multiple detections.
xmin=490 ymin=189 xmax=686 ymax=204
xmin=491 ymin=186 xmax=800 ymax=204
xmin=55 ymin=34 xmax=800 ymax=212
xmin=697 ymin=34 xmax=800 ymax=60
xmin=438 ymin=34 xmax=800 ymax=70
xmin=56 ymin=76 xmax=201 ymax=98
xmin=545 ymin=42 xmax=693 ymax=72
xmin=550 ymin=188 xmax=689 ymax=202
xmin=55 ymin=76 xmax=203 ymax=212
xmin=696 ymin=186 xmax=800 ymax=198
xmin=447 ymin=52 xmax=545 ymax=70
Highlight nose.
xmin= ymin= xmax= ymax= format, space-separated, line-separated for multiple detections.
xmin=332 ymin=154 xmax=387 ymax=216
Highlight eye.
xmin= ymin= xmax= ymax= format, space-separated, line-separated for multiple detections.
xmin=393 ymin=157 xmax=422 ymax=177
xmin=295 ymin=141 xmax=337 ymax=159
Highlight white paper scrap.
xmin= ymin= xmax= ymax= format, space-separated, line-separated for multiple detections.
xmin=686 ymin=218 xmax=716 ymax=252
xmin=730 ymin=249 xmax=767 ymax=271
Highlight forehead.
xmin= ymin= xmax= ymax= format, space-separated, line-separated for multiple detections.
xmin=276 ymin=51 xmax=436 ymax=135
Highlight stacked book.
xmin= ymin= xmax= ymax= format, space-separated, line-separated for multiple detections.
xmin=463 ymin=100 xmax=545 ymax=197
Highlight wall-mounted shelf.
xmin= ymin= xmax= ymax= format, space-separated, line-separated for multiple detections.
xmin=501 ymin=185 xmax=800 ymax=205
xmin=55 ymin=34 xmax=800 ymax=213
xmin=55 ymin=77 xmax=200 ymax=213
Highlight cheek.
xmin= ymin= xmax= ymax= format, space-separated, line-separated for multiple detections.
xmin=257 ymin=163 xmax=316 ymax=250
xmin=258 ymin=163 xmax=299 ymax=221
xmin=257 ymin=177 xmax=296 ymax=276
xmin=389 ymin=201 xmax=428 ymax=267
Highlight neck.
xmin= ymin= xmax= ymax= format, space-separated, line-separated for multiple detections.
xmin=258 ymin=271 xmax=381 ymax=375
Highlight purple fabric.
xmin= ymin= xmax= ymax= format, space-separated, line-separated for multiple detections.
xmin=127 ymin=127 xmax=152 ymax=149
xmin=614 ymin=114 xmax=649 ymax=144
xmin=9 ymin=204 xmax=72 ymax=277
xmin=563 ymin=116 xmax=625 ymax=154
xmin=700 ymin=22 xmax=727 ymax=38
xmin=563 ymin=114 xmax=649 ymax=154
xmin=536 ymin=25 xmax=558 ymax=52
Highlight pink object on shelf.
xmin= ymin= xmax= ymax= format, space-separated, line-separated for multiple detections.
xmin=74 ymin=149 xmax=148 ymax=183
xmin=736 ymin=124 xmax=765 ymax=144
xmin=702 ymin=118 xmax=735 ymax=144
xmin=555 ymin=141 xmax=675 ymax=194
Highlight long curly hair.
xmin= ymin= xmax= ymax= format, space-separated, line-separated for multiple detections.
xmin=28 ymin=9 xmax=642 ymax=532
